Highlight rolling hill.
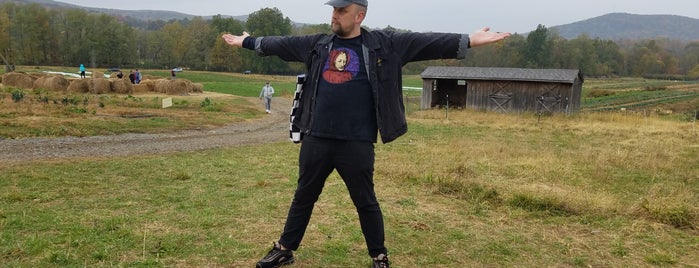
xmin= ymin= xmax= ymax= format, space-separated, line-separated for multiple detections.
xmin=551 ymin=13 xmax=699 ymax=41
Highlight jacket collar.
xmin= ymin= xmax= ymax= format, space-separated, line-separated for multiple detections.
xmin=319 ymin=28 xmax=380 ymax=50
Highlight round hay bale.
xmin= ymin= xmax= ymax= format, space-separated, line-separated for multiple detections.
xmin=33 ymin=76 xmax=70 ymax=91
xmin=92 ymin=71 xmax=104 ymax=79
xmin=153 ymin=79 xmax=194 ymax=95
xmin=153 ymin=79 xmax=170 ymax=93
xmin=133 ymin=83 xmax=151 ymax=93
xmin=67 ymin=78 xmax=90 ymax=93
xmin=2 ymin=72 xmax=36 ymax=89
xmin=111 ymin=78 xmax=133 ymax=94
xmin=89 ymin=78 xmax=112 ymax=94
xmin=192 ymin=83 xmax=204 ymax=93
xmin=139 ymin=79 xmax=159 ymax=92
xmin=33 ymin=77 xmax=50 ymax=90
xmin=166 ymin=79 xmax=191 ymax=95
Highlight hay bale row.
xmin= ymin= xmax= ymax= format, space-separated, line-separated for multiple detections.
xmin=2 ymin=72 xmax=37 ymax=89
xmin=150 ymin=78 xmax=203 ymax=95
xmin=3 ymin=71 xmax=202 ymax=95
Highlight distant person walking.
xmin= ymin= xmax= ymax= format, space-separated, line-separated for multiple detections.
xmin=79 ymin=64 xmax=86 ymax=79
xmin=134 ymin=69 xmax=142 ymax=84
xmin=171 ymin=68 xmax=176 ymax=80
xmin=259 ymin=81 xmax=275 ymax=113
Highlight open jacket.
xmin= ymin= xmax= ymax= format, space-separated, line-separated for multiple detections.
xmin=248 ymin=28 xmax=470 ymax=143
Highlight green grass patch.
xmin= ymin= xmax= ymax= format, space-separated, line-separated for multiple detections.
xmin=2 ymin=111 xmax=698 ymax=267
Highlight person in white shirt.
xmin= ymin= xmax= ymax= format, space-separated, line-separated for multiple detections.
xmin=259 ymin=81 xmax=275 ymax=113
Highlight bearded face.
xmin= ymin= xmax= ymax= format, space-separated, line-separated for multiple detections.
xmin=330 ymin=5 xmax=366 ymax=38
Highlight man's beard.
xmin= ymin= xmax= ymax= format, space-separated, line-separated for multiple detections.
xmin=331 ymin=22 xmax=350 ymax=38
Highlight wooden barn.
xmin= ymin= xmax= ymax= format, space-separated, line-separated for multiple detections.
xmin=420 ymin=66 xmax=584 ymax=114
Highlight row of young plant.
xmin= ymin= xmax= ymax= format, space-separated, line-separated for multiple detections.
xmin=582 ymin=90 xmax=699 ymax=110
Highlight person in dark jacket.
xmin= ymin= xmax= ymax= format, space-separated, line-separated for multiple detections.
xmin=223 ymin=1 xmax=510 ymax=267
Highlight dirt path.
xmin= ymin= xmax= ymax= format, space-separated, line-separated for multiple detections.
xmin=0 ymin=98 xmax=293 ymax=165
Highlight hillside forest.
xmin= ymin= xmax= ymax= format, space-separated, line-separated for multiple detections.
xmin=1 ymin=2 xmax=699 ymax=79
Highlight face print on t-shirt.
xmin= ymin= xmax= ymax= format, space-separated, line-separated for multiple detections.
xmin=322 ymin=48 xmax=360 ymax=84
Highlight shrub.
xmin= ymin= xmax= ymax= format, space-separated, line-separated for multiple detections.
xmin=640 ymin=199 xmax=696 ymax=229
xmin=11 ymin=89 xmax=24 ymax=102
xmin=586 ymin=89 xmax=615 ymax=98
xmin=507 ymin=193 xmax=575 ymax=216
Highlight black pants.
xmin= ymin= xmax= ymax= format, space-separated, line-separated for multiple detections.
xmin=279 ymin=136 xmax=387 ymax=257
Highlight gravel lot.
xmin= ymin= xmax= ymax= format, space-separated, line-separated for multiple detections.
xmin=0 ymin=97 xmax=292 ymax=165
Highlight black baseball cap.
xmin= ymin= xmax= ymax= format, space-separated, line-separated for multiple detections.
xmin=325 ymin=0 xmax=368 ymax=7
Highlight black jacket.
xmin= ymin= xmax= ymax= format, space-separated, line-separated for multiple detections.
xmin=249 ymin=28 xmax=470 ymax=143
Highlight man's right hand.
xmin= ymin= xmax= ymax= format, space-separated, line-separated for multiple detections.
xmin=222 ymin=32 xmax=250 ymax=47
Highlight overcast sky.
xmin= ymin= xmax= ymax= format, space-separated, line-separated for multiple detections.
xmin=58 ymin=0 xmax=699 ymax=34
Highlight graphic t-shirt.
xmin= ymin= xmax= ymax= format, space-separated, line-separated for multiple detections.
xmin=310 ymin=35 xmax=377 ymax=142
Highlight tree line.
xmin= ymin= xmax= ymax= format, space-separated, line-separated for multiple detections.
xmin=1 ymin=3 xmax=698 ymax=79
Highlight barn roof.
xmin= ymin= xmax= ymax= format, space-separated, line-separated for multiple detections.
xmin=420 ymin=66 xmax=582 ymax=84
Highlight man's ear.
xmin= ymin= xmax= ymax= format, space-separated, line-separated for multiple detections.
xmin=355 ymin=10 xmax=366 ymax=24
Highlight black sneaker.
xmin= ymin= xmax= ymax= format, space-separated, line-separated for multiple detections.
xmin=256 ymin=242 xmax=294 ymax=268
xmin=372 ymin=253 xmax=389 ymax=268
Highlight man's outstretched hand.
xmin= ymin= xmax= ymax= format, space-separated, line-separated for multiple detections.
xmin=469 ymin=27 xmax=511 ymax=48
xmin=222 ymin=31 xmax=250 ymax=47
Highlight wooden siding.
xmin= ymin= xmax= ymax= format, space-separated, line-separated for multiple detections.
xmin=467 ymin=80 xmax=578 ymax=113
xmin=420 ymin=67 xmax=583 ymax=113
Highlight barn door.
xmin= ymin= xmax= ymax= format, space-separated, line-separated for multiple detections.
xmin=489 ymin=82 xmax=513 ymax=112
xmin=537 ymin=86 xmax=562 ymax=113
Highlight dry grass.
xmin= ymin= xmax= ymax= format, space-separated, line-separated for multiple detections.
xmin=371 ymin=109 xmax=698 ymax=266
xmin=1 ymin=107 xmax=697 ymax=267
xmin=0 ymin=89 xmax=258 ymax=138
xmin=1 ymin=73 xmax=697 ymax=267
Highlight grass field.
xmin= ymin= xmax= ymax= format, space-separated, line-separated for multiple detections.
xmin=1 ymin=68 xmax=698 ymax=267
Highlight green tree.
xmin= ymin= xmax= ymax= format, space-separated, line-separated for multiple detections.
xmin=209 ymin=32 xmax=241 ymax=72
xmin=0 ymin=4 xmax=12 ymax=67
xmin=626 ymin=40 xmax=680 ymax=77
xmin=142 ymin=28 xmax=169 ymax=67
xmin=161 ymin=21 xmax=187 ymax=68
xmin=294 ymin=23 xmax=331 ymax=35
xmin=80 ymin=14 xmax=135 ymax=68
xmin=211 ymin=15 xmax=244 ymax=35
xmin=567 ymin=34 xmax=599 ymax=75
xmin=53 ymin=9 xmax=90 ymax=66
xmin=11 ymin=4 xmax=51 ymax=65
xmin=245 ymin=7 xmax=292 ymax=74
xmin=523 ymin=24 xmax=553 ymax=68
xmin=688 ymin=64 xmax=699 ymax=80
xmin=185 ymin=17 xmax=215 ymax=69
xmin=682 ymin=42 xmax=699 ymax=77
xmin=593 ymin=39 xmax=624 ymax=76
